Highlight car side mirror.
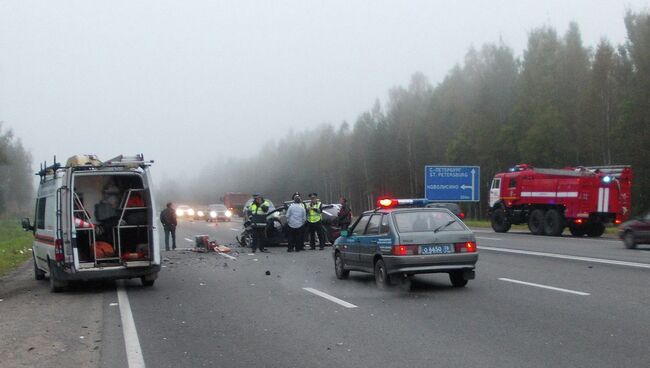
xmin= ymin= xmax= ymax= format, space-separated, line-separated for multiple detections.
xmin=21 ymin=218 xmax=34 ymax=231
xmin=340 ymin=230 xmax=349 ymax=237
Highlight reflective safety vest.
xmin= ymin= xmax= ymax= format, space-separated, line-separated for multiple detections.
xmin=249 ymin=200 xmax=270 ymax=215
xmin=307 ymin=202 xmax=322 ymax=223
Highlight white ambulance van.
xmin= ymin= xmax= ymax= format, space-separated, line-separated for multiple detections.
xmin=22 ymin=154 xmax=161 ymax=292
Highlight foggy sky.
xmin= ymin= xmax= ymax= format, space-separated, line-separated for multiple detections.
xmin=1 ymin=0 xmax=648 ymax=181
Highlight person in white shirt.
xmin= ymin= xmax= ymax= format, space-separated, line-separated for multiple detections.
xmin=286 ymin=192 xmax=307 ymax=252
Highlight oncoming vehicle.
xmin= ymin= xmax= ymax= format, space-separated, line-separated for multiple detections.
xmin=175 ymin=205 xmax=194 ymax=220
xmin=333 ymin=198 xmax=478 ymax=289
xmin=22 ymin=154 xmax=161 ymax=292
xmin=208 ymin=204 xmax=233 ymax=222
xmin=619 ymin=210 xmax=650 ymax=249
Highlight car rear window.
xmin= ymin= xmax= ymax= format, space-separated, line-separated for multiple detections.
xmin=393 ymin=211 xmax=465 ymax=233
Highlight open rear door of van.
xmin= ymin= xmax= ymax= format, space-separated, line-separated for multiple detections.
xmin=142 ymin=167 xmax=160 ymax=266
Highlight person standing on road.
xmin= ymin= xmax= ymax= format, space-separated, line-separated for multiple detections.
xmin=286 ymin=192 xmax=307 ymax=252
xmin=248 ymin=194 xmax=271 ymax=253
xmin=160 ymin=202 xmax=177 ymax=251
xmin=337 ymin=197 xmax=352 ymax=230
xmin=306 ymin=193 xmax=326 ymax=250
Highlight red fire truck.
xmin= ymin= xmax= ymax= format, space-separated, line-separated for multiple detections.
xmin=488 ymin=164 xmax=632 ymax=237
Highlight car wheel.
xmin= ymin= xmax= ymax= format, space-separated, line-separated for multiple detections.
xmin=490 ymin=206 xmax=511 ymax=233
xmin=543 ymin=209 xmax=564 ymax=236
xmin=449 ymin=271 xmax=468 ymax=287
xmin=623 ymin=231 xmax=637 ymax=249
xmin=374 ymin=259 xmax=392 ymax=288
xmin=33 ymin=255 xmax=45 ymax=281
xmin=334 ymin=252 xmax=349 ymax=280
xmin=528 ymin=209 xmax=545 ymax=235
xmin=587 ymin=223 xmax=605 ymax=237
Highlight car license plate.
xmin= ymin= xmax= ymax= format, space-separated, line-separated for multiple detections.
xmin=420 ymin=244 xmax=453 ymax=255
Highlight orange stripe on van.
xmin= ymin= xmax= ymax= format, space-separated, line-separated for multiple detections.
xmin=35 ymin=234 xmax=55 ymax=246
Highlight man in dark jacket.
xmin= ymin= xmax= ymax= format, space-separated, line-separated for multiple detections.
xmin=160 ymin=202 xmax=177 ymax=251
xmin=337 ymin=197 xmax=352 ymax=230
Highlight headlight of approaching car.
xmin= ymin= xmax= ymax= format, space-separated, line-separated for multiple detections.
xmin=176 ymin=209 xmax=184 ymax=217
xmin=210 ymin=211 xmax=217 ymax=218
xmin=197 ymin=210 xmax=204 ymax=217
xmin=187 ymin=208 xmax=195 ymax=216
xmin=225 ymin=210 xmax=233 ymax=218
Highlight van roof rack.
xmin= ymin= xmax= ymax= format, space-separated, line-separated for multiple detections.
xmin=36 ymin=154 xmax=154 ymax=181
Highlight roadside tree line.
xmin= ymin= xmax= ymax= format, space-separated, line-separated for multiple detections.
xmin=0 ymin=123 xmax=33 ymax=217
xmin=179 ymin=11 xmax=650 ymax=217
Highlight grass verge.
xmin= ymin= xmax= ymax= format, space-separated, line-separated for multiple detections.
xmin=0 ymin=218 xmax=33 ymax=276
xmin=463 ymin=219 xmax=618 ymax=235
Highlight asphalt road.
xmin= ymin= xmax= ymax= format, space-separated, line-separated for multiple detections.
xmin=2 ymin=219 xmax=650 ymax=367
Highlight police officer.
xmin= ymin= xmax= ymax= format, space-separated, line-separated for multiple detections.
xmin=306 ymin=193 xmax=326 ymax=250
xmin=248 ymin=194 xmax=271 ymax=253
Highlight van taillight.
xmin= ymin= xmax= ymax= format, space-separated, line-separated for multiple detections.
xmin=454 ymin=241 xmax=477 ymax=253
xmin=391 ymin=245 xmax=418 ymax=256
xmin=55 ymin=239 xmax=64 ymax=263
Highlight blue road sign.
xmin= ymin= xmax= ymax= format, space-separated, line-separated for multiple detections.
xmin=425 ymin=166 xmax=480 ymax=202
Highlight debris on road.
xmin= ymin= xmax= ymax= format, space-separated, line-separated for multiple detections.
xmin=265 ymin=270 xmax=271 ymax=276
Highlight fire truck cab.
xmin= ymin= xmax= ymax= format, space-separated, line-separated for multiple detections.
xmin=488 ymin=164 xmax=632 ymax=237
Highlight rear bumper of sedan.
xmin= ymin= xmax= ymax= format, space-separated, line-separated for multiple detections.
xmin=383 ymin=253 xmax=478 ymax=276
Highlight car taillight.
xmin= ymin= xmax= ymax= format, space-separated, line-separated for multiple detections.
xmin=459 ymin=212 xmax=465 ymax=219
xmin=454 ymin=241 xmax=477 ymax=253
xmin=55 ymin=238 xmax=65 ymax=263
xmin=614 ymin=219 xmax=622 ymax=225
xmin=574 ymin=219 xmax=584 ymax=225
xmin=391 ymin=244 xmax=418 ymax=256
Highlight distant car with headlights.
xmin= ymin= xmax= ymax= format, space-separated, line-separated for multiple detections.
xmin=193 ymin=207 xmax=208 ymax=221
xmin=208 ymin=204 xmax=233 ymax=222
xmin=333 ymin=198 xmax=478 ymax=289
xmin=175 ymin=205 xmax=195 ymax=220
xmin=619 ymin=210 xmax=650 ymax=249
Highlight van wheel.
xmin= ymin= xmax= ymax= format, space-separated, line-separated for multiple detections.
xmin=374 ymin=259 xmax=392 ymax=288
xmin=141 ymin=273 xmax=157 ymax=287
xmin=449 ymin=271 xmax=468 ymax=287
xmin=528 ymin=209 xmax=545 ymax=235
xmin=490 ymin=206 xmax=511 ymax=233
xmin=48 ymin=262 xmax=67 ymax=293
xmin=33 ymin=255 xmax=45 ymax=280
xmin=543 ymin=209 xmax=564 ymax=236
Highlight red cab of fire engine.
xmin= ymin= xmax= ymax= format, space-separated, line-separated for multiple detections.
xmin=488 ymin=164 xmax=632 ymax=237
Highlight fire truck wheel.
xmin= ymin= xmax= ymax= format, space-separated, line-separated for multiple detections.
xmin=490 ymin=207 xmax=511 ymax=233
xmin=569 ymin=226 xmax=586 ymax=237
xmin=543 ymin=209 xmax=564 ymax=236
xmin=528 ymin=209 xmax=545 ymax=235
xmin=586 ymin=223 xmax=605 ymax=237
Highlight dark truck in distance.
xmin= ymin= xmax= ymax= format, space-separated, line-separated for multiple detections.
xmin=223 ymin=192 xmax=250 ymax=217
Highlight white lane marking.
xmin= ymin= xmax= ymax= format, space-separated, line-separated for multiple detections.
xmin=184 ymin=238 xmax=193 ymax=243
xmin=303 ymin=287 xmax=358 ymax=309
xmin=481 ymin=246 xmax=650 ymax=269
xmin=117 ymin=282 xmax=146 ymax=368
xmin=218 ymin=252 xmax=237 ymax=260
xmin=499 ymin=278 xmax=590 ymax=296
xmin=230 ymin=228 xmax=239 ymax=231
xmin=477 ymin=236 xmax=502 ymax=241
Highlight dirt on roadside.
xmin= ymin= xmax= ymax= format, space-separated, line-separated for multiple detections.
xmin=0 ymin=260 xmax=104 ymax=368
